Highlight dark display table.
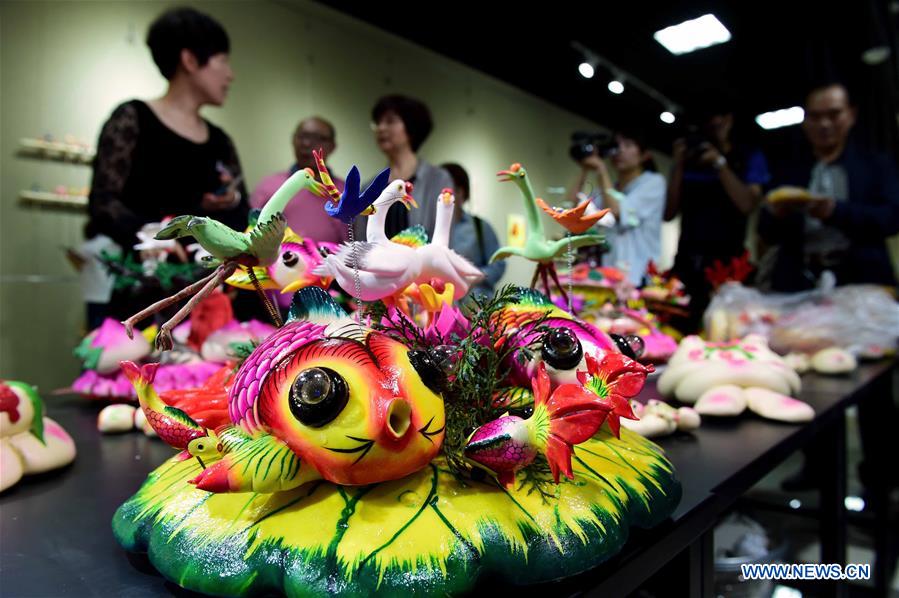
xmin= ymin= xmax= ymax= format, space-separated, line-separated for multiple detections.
xmin=1 ymin=361 xmax=893 ymax=597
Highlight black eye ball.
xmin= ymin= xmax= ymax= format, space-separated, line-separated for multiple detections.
xmin=408 ymin=350 xmax=446 ymax=395
xmin=430 ymin=345 xmax=458 ymax=374
xmin=541 ymin=327 xmax=583 ymax=370
xmin=289 ymin=367 xmax=348 ymax=427
xmin=196 ymin=443 xmax=204 ymax=451
xmin=282 ymin=250 xmax=299 ymax=267
xmin=610 ymin=333 xmax=644 ymax=360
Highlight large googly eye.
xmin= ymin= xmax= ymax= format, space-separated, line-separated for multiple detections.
xmin=289 ymin=367 xmax=349 ymax=427
xmin=610 ymin=333 xmax=644 ymax=359
xmin=408 ymin=350 xmax=446 ymax=395
xmin=282 ymin=250 xmax=299 ymax=268
xmin=541 ymin=328 xmax=583 ymax=370
xmin=429 ymin=345 xmax=459 ymax=375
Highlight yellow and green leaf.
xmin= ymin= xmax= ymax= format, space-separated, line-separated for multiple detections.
xmin=113 ymin=427 xmax=680 ymax=596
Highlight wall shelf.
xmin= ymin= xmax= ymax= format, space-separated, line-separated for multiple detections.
xmin=19 ymin=190 xmax=87 ymax=211
xmin=17 ymin=138 xmax=95 ymax=165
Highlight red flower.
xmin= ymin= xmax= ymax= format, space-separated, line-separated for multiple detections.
xmin=576 ymin=352 xmax=653 ymax=437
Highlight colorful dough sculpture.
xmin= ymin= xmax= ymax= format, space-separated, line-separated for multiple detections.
xmin=0 ymin=380 xmax=76 ymax=492
xmin=111 ymin=158 xmax=680 ymax=595
xmin=658 ymin=335 xmax=813 ymax=422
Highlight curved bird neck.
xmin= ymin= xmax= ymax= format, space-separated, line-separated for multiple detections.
xmin=258 ymin=171 xmax=311 ymax=226
xmin=516 ymin=175 xmax=545 ymax=239
xmin=431 ymin=200 xmax=454 ymax=247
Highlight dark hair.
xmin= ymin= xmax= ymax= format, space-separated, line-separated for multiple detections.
xmin=806 ymin=79 xmax=853 ymax=106
xmin=372 ymin=95 xmax=433 ymax=152
xmin=613 ymin=128 xmax=657 ymax=171
xmin=440 ymin=163 xmax=470 ymax=197
xmin=146 ymin=7 xmax=230 ymax=80
xmin=295 ymin=116 xmax=337 ymax=143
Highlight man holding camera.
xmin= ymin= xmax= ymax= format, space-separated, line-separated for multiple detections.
xmin=665 ymin=105 xmax=770 ymax=332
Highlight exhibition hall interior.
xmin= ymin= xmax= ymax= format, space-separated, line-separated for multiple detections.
xmin=1 ymin=1 xmax=897 ymax=596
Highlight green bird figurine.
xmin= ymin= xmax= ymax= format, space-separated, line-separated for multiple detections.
xmin=492 ymin=163 xmax=606 ymax=302
xmin=123 ymin=168 xmax=327 ymax=350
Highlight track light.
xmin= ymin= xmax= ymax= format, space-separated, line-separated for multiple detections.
xmin=660 ymin=111 xmax=676 ymax=124
xmin=607 ymin=80 xmax=624 ymax=94
xmin=578 ymin=61 xmax=596 ymax=79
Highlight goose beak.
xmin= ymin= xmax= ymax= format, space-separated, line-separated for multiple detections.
xmin=496 ymin=164 xmax=521 ymax=182
xmin=401 ymin=194 xmax=418 ymax=210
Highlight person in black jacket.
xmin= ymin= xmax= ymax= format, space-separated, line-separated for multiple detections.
xmin=758 ymin=82 xmax=899 ymax=291
xmin=760 ymin=82 xmax=899 ymax=497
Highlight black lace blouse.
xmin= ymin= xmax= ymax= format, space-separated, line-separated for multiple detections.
xmin=87 ymin=100 xmax=249 ymax=250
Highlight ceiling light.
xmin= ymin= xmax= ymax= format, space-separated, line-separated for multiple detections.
xmin=654 ymin=14 xmax=732 ymax=55
xmin=844 ymin=495 xmax=865 ymax=512
xmin=862 ymin=45 xmax=891 ymax=65
xmin=660 ymin=111 xmax=676 ymax=124
xmin=755 ymin=106 xmax=804 ymax=130
xmin=578 ymin=62 xmax=595 ymax=79
xmin=607 ymin=80 xmax=624 ymax=94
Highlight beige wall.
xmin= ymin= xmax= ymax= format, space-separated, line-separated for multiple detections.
xmin=0 ymin=0 xmax=676 ymax=386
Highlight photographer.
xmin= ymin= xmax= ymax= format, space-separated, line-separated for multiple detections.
xmin=568 ymin=129 xmax=666 ymax=285
xmin=665 ymin=104 xmax=770 ymax=330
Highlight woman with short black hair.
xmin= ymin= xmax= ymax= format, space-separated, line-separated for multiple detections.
xmin=369 ymin=94 xmax=453 ymax=239
xmin=87 ymin=6 xmax=248 ymax=319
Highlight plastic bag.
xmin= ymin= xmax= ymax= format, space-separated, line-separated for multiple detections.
xmin=704 ymin=282 xmax=899 ymax=357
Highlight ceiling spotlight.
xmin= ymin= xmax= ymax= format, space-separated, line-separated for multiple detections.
xmin=755 ymin=106 xmax=804 ymax=130
xmin=660 ymin=111 xmax=676 ymax=124
xmin=654 ymin=14 xmax=732 ymax=55
xmin=608 ymin=80 xmax=624 ymax=94
xmin=578 ymin=61 xmax=595 ymax=79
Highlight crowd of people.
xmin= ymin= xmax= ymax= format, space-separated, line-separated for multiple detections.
xmin=83 ymin=6 xmax=899 ymax=334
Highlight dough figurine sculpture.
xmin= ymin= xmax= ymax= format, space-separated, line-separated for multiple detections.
xmin=113 ymin=282 xmax=682 ymax=596
xmin=122 ymin=169 xmax=329 ymax=349
xmin=1 ymin=380 xmax=76 ymax=492
xmin=658 ymin=334 xmax=813 ymax=422
xmin=491 ymin=163 xmax=606 ymax=302
xmin=224 ymin=226 xmax=339 ymax=295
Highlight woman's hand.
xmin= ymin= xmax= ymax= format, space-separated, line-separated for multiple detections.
xmin=580 ymin=152 xmax=605 ymax=172
xmin=201 ymin=190 xmax=240 ymax=211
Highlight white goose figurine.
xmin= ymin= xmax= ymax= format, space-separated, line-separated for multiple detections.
xmin=312 ymin=180 xmax=420 ymax=301
xmin=415 ymin=189 xmax=485 ymax=299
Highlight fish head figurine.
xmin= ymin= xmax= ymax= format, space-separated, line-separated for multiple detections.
xmin=224 ymin=287 xmax=446 ymax=489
